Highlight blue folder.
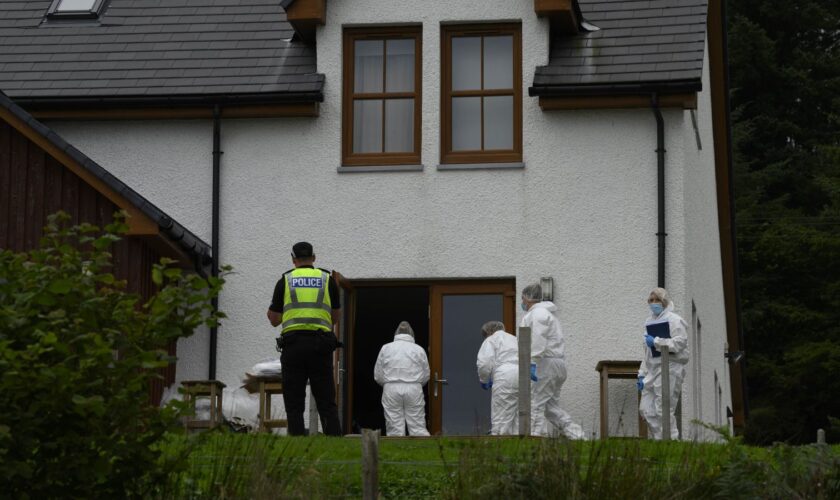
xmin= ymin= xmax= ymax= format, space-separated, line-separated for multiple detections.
xmin=645 ymin=321 xmax=671 ymax=358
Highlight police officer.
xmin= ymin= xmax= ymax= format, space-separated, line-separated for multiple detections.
xmin=267 ymin=242 xmax=342 ymax=436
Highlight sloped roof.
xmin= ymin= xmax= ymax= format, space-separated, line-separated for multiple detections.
xmin=0 ymin=0 xmax=323 ymax=105
xmin=0 ymin=89 xmax=212 ymax=273
xmin=531 ymin=0 xmax=707 ymax=95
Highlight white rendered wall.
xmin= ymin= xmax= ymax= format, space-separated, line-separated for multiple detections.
xmin=680 ymin=43 xmax=731 ymax=440
xmin=41 ymin=1 xmax=728 ymax=439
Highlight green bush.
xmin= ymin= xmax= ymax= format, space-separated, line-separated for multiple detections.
xmin=0 ymin=213 xmax=226 ymax=499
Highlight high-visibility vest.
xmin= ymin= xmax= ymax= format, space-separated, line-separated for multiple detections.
xmin=281 ymin=268 xmax=333 ymax=334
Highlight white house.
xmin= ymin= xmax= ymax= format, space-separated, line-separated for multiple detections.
xmin=0 ymin=0 xmax=744 ymax=438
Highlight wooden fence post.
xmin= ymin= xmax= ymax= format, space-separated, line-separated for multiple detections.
xmin=361 ymin=428 xmax=380 ymax=500
xmin=661 ymin=347 xmax=670 ymax=441
xmin=308 ymin=388 xmax=319 ymax=435
xmin=518 ymin=326 xmax=531 ymax=436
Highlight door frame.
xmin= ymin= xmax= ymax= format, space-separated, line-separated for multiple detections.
xmin=428 ymin=281 xmax=516 ymax=434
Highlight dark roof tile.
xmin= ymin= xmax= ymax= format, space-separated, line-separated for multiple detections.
xmin=532 ymin=0 xmax=707 ymax=94
xmin=0 ymin=0 xmax=321 ymax=103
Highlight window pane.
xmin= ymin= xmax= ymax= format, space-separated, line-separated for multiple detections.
xmin=354 ymin=40 xmax=383 ymax=93
xmin=483 ymin=96 xmax=513 ymax=150
xmin=452 ymin=37 xmax=481 ymax=91
xmin=384 ymin=99 xmax=414 ymax=153
xmin=353 ymin=100 xmax=383 ymax=153
xmin=386 ymin=39 xmax=414 ymax=93
xmin=451 ymin=97 xmax=481 ymax=151
xmin=57 ymin=0 xmax=97 ymax=10
xmin=483 ymin=36 xmax=513 ymax=90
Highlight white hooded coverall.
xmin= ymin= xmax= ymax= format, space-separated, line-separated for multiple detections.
xmin=638 ymin=302 xmax=689 ymax=440
xmin=476 ymin=329 xmax=519 ymax=435
xmin=521 ymin=301 xmax=585 ymax=439
xmin=373 ymin=333 xmax=431 ymax=436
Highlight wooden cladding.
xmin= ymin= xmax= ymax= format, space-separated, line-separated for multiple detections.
xmin=534 ymin=0 xmax=580 ymax=35
xmin=0 ymin=118 xmax=175 ymax=405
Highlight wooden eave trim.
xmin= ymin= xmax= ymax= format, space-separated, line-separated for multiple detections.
xmin=0 ymin=106 xmax=159 ymax=236
xmin=139 ymin=235 xmax=197 ymax=270
xmin=534 ymin=0 xmax=580 ymax=35
xmin=30 ymin=103 xmax=320 ymax=120
xmin=285 ymin=0 xmax=326 ymax=43
xmin=708 ymin=0 xmax=746 ymax=434
xmin=539 ymin=93 xmax=698 ymax=110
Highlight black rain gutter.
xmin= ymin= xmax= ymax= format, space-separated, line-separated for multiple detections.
xmin=13 ymin=90 xmax=324 ymax=111
xmin=528 ymin=79 xmax=701 ymax=97
xmin=651 ymin=93 xmax=667 ymax=288
xmin=209 ymin=105 xmax=222 ymax=380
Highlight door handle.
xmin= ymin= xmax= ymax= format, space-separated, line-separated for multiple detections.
xmin=433 ymin=372 xmax=448 ymax=398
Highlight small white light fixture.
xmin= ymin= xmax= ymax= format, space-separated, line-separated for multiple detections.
xmin=540 ymin=277 xmax=554 ymax=302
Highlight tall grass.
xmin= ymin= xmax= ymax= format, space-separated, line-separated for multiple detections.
xmin=151 ymin=431 xmax=840 ymax=499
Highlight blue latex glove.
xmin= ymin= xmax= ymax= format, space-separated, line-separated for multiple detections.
xmin=636 ymin=375 xmax=644 ymax=392
xmin=645 ymin=334 xmax=656 ymax=348
xmin=530 ymin=363 xmax=538 ymax=382
xmin=481 ymin=380 xmax=493 ymax=390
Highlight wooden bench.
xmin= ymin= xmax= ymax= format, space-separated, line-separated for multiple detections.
xmin=181 ymin=380 xmax=225 ymax=430
xmin=595 ymin=360 xmax=647 ymax=439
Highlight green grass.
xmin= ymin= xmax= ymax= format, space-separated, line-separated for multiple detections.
xmin=154 ymin=433 xmax=840 ymax=499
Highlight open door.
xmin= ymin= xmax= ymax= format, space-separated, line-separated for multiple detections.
xmin=332 ymin=271 xmax=354 ymax=433
xmin=429 ymin=281 xmax=515 ymax=435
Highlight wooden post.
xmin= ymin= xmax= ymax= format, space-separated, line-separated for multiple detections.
xmin=518 ymin=326 xmax=531 ymax=436
xmin=308 ymin=387 xmax=319 ymax=435
xmin=599 ymin=368 xmax=609 ymax=439
xmin=661 ymin=347 xmax=671 ymax=441
xmin=361 ymin=428 xmax=380 ymax=500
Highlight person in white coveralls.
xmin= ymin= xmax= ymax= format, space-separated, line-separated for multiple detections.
xmin=476 ymin=320 xmax=519 ymax=435
xmin=637 ymin=287 xmax=689 ymax=440
xmin=520 ymin=283 xmax=585 ymax=439
xmin=373 ymin=321 xmax=431 ymax=436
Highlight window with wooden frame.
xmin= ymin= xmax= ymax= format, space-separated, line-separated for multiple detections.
xmin=342 ymin=27 xmax=422 ymax=166
xmin=441 ymin=24 xmax=522 ymax=165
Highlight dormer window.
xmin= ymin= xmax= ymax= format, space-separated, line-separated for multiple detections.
xmin=47 ymin=0 xmax=105 ymax=19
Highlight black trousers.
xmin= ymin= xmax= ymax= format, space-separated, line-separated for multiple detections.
xmin=280 ymin=331 xmax=342 ymax=436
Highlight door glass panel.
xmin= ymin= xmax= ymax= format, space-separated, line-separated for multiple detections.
xmin=441 ymin=294 xmax=502 ymax=435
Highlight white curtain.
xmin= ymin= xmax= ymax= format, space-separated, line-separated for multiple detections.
xmin=452 ymin=97 xmax=481 ymax=151
xmin=385 ymin=99 xmax=414 ymax=152
xmin=386 ymin=39 xmax=414 ymax=92
xmin=353 ymin=100 xmax=382 ymax=153
xmin=355 ymin=40 xmax=383 ymax=93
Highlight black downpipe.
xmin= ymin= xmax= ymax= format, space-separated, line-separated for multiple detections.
xmin=651 ymin=94 xmax=667 ymax=288
xmin=209 ymin=105 xmax=222 ymax=380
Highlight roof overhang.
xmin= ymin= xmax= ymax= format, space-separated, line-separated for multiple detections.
xmin=530 ymin=80 xmax=702 ymax=110
xmin=534 ymin=0 xmax=583 ymax=35
xmin=14 ymin=91 xmax=322 ymax=120
xmin=282 ymin=0 xmax=326 ymax=44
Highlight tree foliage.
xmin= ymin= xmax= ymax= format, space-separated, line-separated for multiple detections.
xmin=0 ymin=213 xmax=226 ymax=498
xmin=728 ymin=0 xmax=840 ymax=443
